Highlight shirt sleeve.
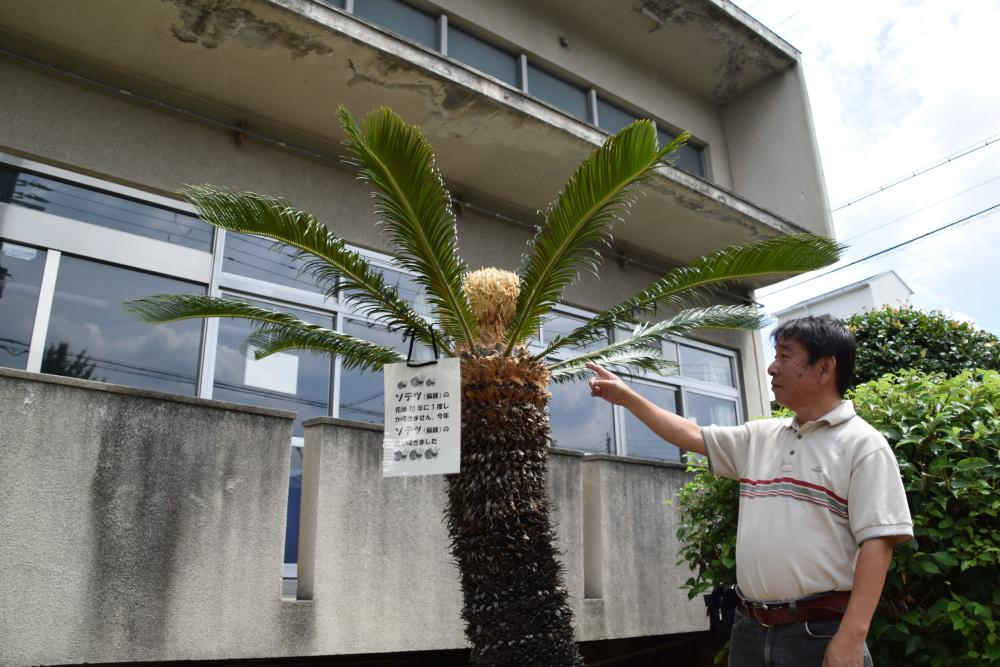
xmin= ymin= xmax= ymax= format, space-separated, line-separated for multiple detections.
xmin=701 ymin=424 xmax=752 ymax=480
xmin=848 ymin=446 xmax=914 ymax=546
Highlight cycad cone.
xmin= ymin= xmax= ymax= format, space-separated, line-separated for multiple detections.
xmin=463 ymin=267 xmax=520 ymax=351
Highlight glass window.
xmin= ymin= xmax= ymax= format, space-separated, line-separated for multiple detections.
xmin=685 ymin=391 xmax=738 ymax=428
xmin=338 ymin=318 xmax=413 ymax=424
xmin=286 ymin=445 xmax=304 ymax=565
xmin=679 ymin=344 xmax=734 ymax=387
xmin=0 ymin=241 xmax=45 ymax=370
xmin=624 ymin=380 xmax=681 ymax=461
xmin=353 ymin=0 xmax=438 ymax=49
xmin=447 ymin=24 xmax=518 ymax=86
xmin=212 ymin=296 xmax=332 ymax=437
xmin=545 ymin=311 xmax=607 ymax=355
xmin=526 ymin=64 xmax=589 ymax=121
xmin=222 ymin=232 xmax=326 ymax=294
xmin=9 ymin=172 xmax=212 ymax=251
xmin=549 ymin=377 xmax=614 ymax=454
xmin=597 ymin=98 xmax=639 ymax=134
xmin=317 ymin=0 xmax=345 ymax=7
xmin=657 ymin=128 xmax=706 ymax=178
xmin=43 ymin=256 xmax=203 ymax=394
xmin=340 ymin=263 xmax=431 ymax=320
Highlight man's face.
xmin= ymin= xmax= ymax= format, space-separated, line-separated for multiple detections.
xmin=767 ymin=337 xmax=828 ymax=410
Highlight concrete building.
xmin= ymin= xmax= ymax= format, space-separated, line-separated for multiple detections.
xmin=774 ymin=270 xmax=913 ymax=323
xmin=0 ymin=0 xmax=832 ymax=664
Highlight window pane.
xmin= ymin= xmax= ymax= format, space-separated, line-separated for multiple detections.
xmin=317 ymin=0 xmax=344 ymax=7
xmin=526 ymin=64 xmax=589 ymax=121
xmin=285 ymin=446 xmax=304 ymax=564
xmin=0 ymin=241 xmax=45 ymax=370
xmin=597 ymin=98 xmax=639 ymax=134
xmin=685 ymin=392 xmax=738 ymax=427
xmin=338 ymin=318 xmax=412 ymax=424
xmin=212 ymin=296 xmax=331 ymax=437
xmin=448 ymin=24 xmax=518 ymax=86
xmin=658 ymin=128 xmax=706 ymax=178
xmin=222 ymin=232 xmax=326 ymax=294
xmin=549 ymin=377 xmax=614 ymax=454
xmin=624 ymin=381 xmax=681 ymax=461
xmin=679 ymin=344 xmax=734 ymax=387
xmin=353 ymin=0 xmax=438 ymax=49
xmin=545 ymin=312 xmax=607 ymax=354
xmin=43 ymin=256 xmax=203 ymax=394
xmin=10 ymin=172 xmax=212 ymax=251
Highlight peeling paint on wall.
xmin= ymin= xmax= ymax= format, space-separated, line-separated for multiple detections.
xmin=164 ymin=0 xmax=333 ymax=58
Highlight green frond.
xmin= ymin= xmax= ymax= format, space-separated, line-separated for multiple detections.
xmin=545 ymin=305 xmax=767 ymax=381
xmin=338 ymin=105 xmax=478 ymax=349
xmin=126 ymin=293 xmax=306 ymax=326
xmin=505 ymin=121 xmax=686 ymax=354
xmin=244 ymin=324 xmax=404 ymax=372
xmin=537 ymin=234 xmax=841 ymax=358
xmin=179 ymin=185 xmax=436 ymax=348
xmin=548 ymin=350 xmax=675 ymax=384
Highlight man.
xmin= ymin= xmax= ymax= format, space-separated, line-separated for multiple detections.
xmin=587 ymin=315 xmax=912 ymax=667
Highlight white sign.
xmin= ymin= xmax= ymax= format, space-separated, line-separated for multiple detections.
xmin=382 ymin=357 xmax=461 ymax=477
xmin=244 ymin=349 xmax=299 ymax=395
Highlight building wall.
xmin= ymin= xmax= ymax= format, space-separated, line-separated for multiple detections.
xmin=0 ymin=369 xmax=706 ymax=666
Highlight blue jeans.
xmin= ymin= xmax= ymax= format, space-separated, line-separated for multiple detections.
xmin=728 ymin=609 xmax=873 ymax=667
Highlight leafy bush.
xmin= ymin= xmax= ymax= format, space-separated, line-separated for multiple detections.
xmin=674 ymin=373 xmax=1000 ymax=666
xmin=845 ymin=306 xmax=1000 ymax=384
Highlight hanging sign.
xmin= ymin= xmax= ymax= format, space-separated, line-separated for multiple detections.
xmin=382 ymin=357 xmax=461 ymax=477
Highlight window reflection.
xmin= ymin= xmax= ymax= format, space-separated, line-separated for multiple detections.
xmin=549 ymin=377 xmax=614 ymax=453
xmin=686 ymin=392 xmax=738 ymax=428
xmin=212 ymin=296 xmax=332 ymax=437
xmin=680 ymin=344 xmax=734 ymax=387
xmin=545 ymin=312 xmax=607 ymax=354
xmin=339 ymin=318 xmax=410 ymax=424
xmin=0 ymin=241 xmax=45 ymax=370
xmin=43 ymin=256 xmax=203 ymax=394
xmin=624 ymin=380 xmax=681 ymax=461
xmin=222 ymin=232 xmax=325 ymax=294
xmin=10 ymin=172 xmax=212 ymax=251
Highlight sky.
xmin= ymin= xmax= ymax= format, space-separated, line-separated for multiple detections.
xmin=735 ymin=0 xmax=1000 ymax=362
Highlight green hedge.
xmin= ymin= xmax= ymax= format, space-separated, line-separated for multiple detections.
xmin=675 ymin=371 xmax=1000 ymax=665
xmin=845 ymin=306 xmax=1000 ymax=385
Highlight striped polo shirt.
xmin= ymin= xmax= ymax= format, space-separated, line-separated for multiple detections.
xmin=702 ymin=400 xmax=913 ymax=602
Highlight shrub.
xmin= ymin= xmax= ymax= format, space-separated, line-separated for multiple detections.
xmin=674 ymin=373 xmax=1000 ymax=666
xmin=845 ymin=306 xmax=1000 ymax=385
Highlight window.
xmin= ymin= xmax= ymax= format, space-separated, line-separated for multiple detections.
xmin=222 ymin=232 xmax=325 ymax=294
xmin=43 ymin=255 xmax=204 ymax=395
xmin=596 ymin=98 xmax=639 ymax=134
xmin=624 ymin=380 xmax=681 ymax=461
xmin=685 ymin=391 xmax=738 ymax=428
xmin=658 ymin=128 xmax=706 ymax=178
xmin=8 ymin=171 xmax=211 ymax=251
xmin=338 ymin=318 xmax=410 ymax=424
xmin=447 ymin=24 xmax=519 ymax=87
xmin=549 ymin=376 xmax=614 ymax=454
xmin=212 ymin=296 xmax=333 ymax=437
xmin=543 ymin=311 xmax=608 ymax=354
xmin=679 ymin=343 xmax=735 ymax=387
xmin=353 ymin=0 xmax=438 ymax=49
xmin=526 ymin=64 xmax=589 ymax=121
xmin=0 ymin=241 xmax=45 ymax=370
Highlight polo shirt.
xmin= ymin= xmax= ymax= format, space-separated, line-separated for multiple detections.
xmin=702 ymin=400 xmax=913 ymax=602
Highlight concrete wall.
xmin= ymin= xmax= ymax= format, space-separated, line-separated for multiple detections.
xmin=0 ymin=369 xmax=707 ymax=666
xmin=721 ymin=66 xmax=834 ymax=236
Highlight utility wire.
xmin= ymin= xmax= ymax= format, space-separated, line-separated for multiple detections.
xmin=832 ymin=132 xmax=1000 ymax=212
xmin=758 ymin=201 xmax=1000 ymax=297
xmin=841 ymin=173 xmax=1000 ymax=243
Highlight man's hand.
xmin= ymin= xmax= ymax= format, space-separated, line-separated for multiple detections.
xmin=586 ymin=362 xmax=635 ymax=406
xmin=822 ymin=630 xmax=866 ymax=667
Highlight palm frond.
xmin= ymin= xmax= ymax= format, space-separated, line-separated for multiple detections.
xmin=244 ymin=324 xmax=404 ymax=371
xmin=536 ymin=234 xmax=841 ymax=359
xmin=548 ymin=350 xmax=675 ymax=384
xmin=179 ymin=185 xmax=436 ymax=348
xmin=339 ymin=105 xmax=478 ymax=349
xmin=545 ymin=305 xmax=767 ymax=381
xmin=126 ymin=293 xmax=307 ymax=326
xmin=505 ymin=121 xmax=687 ymax=354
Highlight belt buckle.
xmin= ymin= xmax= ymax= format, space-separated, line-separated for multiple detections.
xmin=753 ymin=602 xmax=773 ymax=628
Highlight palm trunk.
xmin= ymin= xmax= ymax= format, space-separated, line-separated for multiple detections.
xmin=446 ymin=355 xmax=583 ymax=666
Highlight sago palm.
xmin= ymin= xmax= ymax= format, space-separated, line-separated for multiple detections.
xmin=127 ymin=105 xmax=841 ymax=666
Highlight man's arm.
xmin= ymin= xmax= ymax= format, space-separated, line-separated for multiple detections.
xmin=587 ymin=362 xmax=705 ymax=455
xmin=823 ymin=536 xmax=895 ymax=667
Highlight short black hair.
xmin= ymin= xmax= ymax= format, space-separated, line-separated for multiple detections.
xmin=772 ymin=315 xmax=856 ymax=395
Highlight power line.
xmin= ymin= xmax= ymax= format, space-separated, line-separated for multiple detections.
xmin=758 ymin=202 xmax=1000 ymax=297
xmin=841 ymin=173 xmax=1000 ymax=243
xmin=773 ymin=0 xmax=820 ymax=27
xmin=832 ymin=132 xmax=1000 ymax=212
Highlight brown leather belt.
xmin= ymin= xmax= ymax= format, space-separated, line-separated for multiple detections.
xmin=738 ymin=591 xmax=851 ymax=627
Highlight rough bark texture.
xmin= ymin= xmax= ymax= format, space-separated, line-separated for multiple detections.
xmin=446 ymin=356 xmax=583 ymax=666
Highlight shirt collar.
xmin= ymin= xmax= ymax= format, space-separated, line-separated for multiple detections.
xmin=789 ymin=400 xmax=856 ymax=431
